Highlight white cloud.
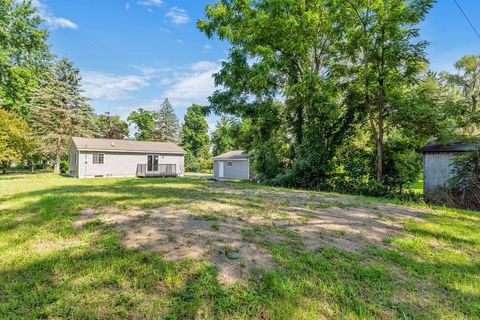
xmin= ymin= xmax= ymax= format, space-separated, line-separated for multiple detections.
xmin=203 ymin=44 xmax=213 ymax=52
xmin=159 ymin=27 xmax=172 ymax=34
xmin=137 ymin=0 xmax=163 ymax=7
xmin=176 ymin=39 xmax=184 ymax=44
xmin=165 ymin=7 xmax=190 ymax=25
xmin=24 ymin=0 xmax=78 ymax=30
xmin=191 ymin=61 xmax=219 ymax=72
xmin=160 ymin=60 xmax=221 ymax=108
xmin=82 ymin=71 xmax=150 ymax=101
xmin=125 ymin=3 xmax=130 ymax=10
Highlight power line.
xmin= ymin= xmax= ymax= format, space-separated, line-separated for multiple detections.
xmin=453 ymin=0 xmax=480 ymax=41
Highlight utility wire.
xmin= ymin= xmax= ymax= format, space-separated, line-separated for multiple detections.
xmin=453 ymin=0 xmax=480 ymax=41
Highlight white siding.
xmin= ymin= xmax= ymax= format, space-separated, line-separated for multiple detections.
xmin=77 ymin=151 xmax=184 ymax=178
xmin=424 ymin=153 xmax=456 ymax=194
xmin=213 ymin=159 xmax=250 ymax=180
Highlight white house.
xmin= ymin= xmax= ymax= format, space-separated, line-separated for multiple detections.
xmin=68 ymin=137 xmax=185 ymax=178
xmin=213 ymin=150 xmax=250 ymax=180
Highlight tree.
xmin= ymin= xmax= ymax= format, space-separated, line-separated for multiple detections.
xmin=211 ymin=117 xmax=239 ymax=156
xmin=29 ymin=58 xmax=98 ymax=173
xmin=0 ymin=109 xmax=32 ymax=173
xmin=200 ymin=0 xmax=361 ymax=187
xmin=0 ymin=0 xmax=50 ymax=118
xmin=239 ymin=101 xmax=289 ymax=179
xmin=97 ymin=113 xmax=129 ymax=139
xmin=156 ymin=99 xmax=180 ymax=143
xmin=344 ymin=0 xmax=434 ymax=181
xmin=181 ymin=104 xmax=210 ymax=172
xmin=441 ymin=55 xmax=480 ymax=136
xmin=127 ymin=108 xmax=157 ymax=141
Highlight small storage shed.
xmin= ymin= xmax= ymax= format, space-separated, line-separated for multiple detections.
xmin=213 ymin=150 xmax=250 ymax=180
xmin=421 ymin=141 xmax=478 ymax=198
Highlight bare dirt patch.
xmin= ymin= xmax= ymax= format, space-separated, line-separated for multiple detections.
xmin=76 ymin=205 xmax=274 ymax=285
xmin=75 ymin=182 xmax=430 ymax=284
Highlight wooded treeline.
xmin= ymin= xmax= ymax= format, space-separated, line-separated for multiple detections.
xmin=199 ymin=0 xmax=480 ymax=198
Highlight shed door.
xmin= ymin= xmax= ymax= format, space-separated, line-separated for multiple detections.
xmin=219 ymin=161 xmax=224 ymax=178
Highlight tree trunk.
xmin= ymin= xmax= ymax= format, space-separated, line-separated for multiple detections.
xmin=2 ymin=161 xmax=6 ymax=174
xmin=30 ymin=162 xmax=35 ymax=173
xmin=291 ymin=102 xmax=304 ymax=160
xmin=54 ymin=139 xmax=62 ymax=174
xmin=54 ymin=153 xmax=61 ymax=173
xmin=375 ymin=26 xmax=386 ymax=182
xmin=375 ymin=86 xmax=385 ymax=182
xmin=471 ymin=96 xmax=478 ymax=135
xmin=376 ymin=133 xmax=384 ymax=182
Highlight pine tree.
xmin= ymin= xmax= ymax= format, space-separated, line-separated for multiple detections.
xmin=156 ymin=99 xmax=180 ymax=143
xmin=181 ymin=104 xmax=210 ymax=171
xmin=30 ymin=58 xmax=98 ymax=173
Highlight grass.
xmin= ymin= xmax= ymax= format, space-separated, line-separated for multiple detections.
xmin=0 ymin=173 xmax=479 ymax=319
xmin=410 ymin=178 xmax=424 ymax=195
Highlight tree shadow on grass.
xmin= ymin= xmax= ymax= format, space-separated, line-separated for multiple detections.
xmin=1 ymin=176 xmax=479 ymax=319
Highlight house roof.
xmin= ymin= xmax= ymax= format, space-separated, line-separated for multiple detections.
xmin=421 ymin=141 xmax=479 ymax=153
xmin=213 ymin=150 xmax=250 ymax=160
xmin=71 ymin=137 xmax=185 ymax=154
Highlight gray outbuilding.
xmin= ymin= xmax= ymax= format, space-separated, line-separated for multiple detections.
xmin=213 ymin=150 xmax=250 ymax=180
xmin=69 ymin=137 xmax=185 ymax=178
xmin=421 ymin=141 xmax=478 ymax=199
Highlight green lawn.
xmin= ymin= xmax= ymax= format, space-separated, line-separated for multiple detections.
xmin=0 ymin=174 xmax=479 ymax=319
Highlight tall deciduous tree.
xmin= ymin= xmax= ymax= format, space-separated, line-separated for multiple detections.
xmin=128 ymin=108 xmax=157 ymax=141
xmin=30 ymin=58 xmax=98 ymax=173
xmin=199 ymin=0 xmax=360 ymax=187
xmin=156 ymin=99 xmax=180 ymax=143
xmin=441 ymin=54 xmax=480 ymax=136
xmin=181 ymin=104 xmax=210 ymax=172
xmin=97 ymin=113 xmax=129 ymax=139
xmin=344 ymin=0 xmax=434 ymax=181
xmin=0 ymin=0 xmax=50 ymax=117
xmin=0 ymin=109 xmax=31 ymax=173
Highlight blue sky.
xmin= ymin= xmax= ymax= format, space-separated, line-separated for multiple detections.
xmin=33 ymin=0 xmax=480 ymax=131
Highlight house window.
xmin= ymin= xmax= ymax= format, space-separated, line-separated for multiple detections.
xmin=227 ymin=161 xmax=233 ymax=167
xmin=93 ymin=153 xmax=104 ymax=164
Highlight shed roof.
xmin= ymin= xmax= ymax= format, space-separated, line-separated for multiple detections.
xmin=71 ymin=137 xmax=185 ymax=154
xmin=213 ymin=150 xmax=250 ymax=160
xmin=421 ymin=141 xmax=479 ymax=153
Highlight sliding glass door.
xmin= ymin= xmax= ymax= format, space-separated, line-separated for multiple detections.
xmin=147 ymin=155 xmax=159 ymax=172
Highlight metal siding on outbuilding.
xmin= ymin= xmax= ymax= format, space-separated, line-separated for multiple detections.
xmin=423 ymin=153 xmax=456 ymax=195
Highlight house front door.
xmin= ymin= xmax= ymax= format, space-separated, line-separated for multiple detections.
xmin=147 ymin=155 xmax=159 ymax=172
